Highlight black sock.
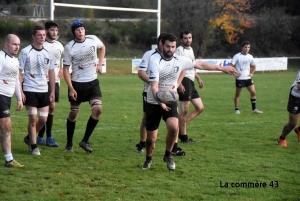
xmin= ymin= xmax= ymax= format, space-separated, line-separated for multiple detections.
xmin=38 ymin=125 xmax=46 ymax=138
xmin=46 ymin=114 xmax=54 ymax=138
xmin=235 ymin=106 xmax=239 ymax=111
xmin=140 ymin=141 xmax=146 ymax=147
xmin=146 ymin=156 xmax=152 ymax=161
xmin=251 ymin=99 xmax=256 ymax=111
xmin=279 ymin=136 xmax=285 ymax=140
xmin=31 ymin=144 xmax=38 ymax=150
xmin=179 ymin=134 xmax=188 ymax=141
xmin=164 ymin=150 xmax=171 ymax=157
xmin=173 ymin=143 xmax=178 ymax=150
xmin=82 ymin=116 xmax=99 ymax=142
xmin=67 ymin=119 xmax=76 ymax=146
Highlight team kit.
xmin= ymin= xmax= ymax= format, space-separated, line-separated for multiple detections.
xmin=1 ymin=20 xmax=300 ymax=170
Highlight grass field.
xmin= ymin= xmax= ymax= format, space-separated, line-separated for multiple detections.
xmin=0 ymin=60 xmax=299 ymax=201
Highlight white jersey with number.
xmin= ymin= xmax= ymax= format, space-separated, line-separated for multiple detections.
xmin=175 ymin=45 xmax=196 ymax=81
xmin=44 ymin=40 xmax=64 ymax=83
xmin=18 ymin=45 xmax=57 ymax=92
xmin=291 ymin=71 xmax=300 ymax=98
xmin=0 ymin=50 xmax=20 ymax=98
xmin=139 ymin=49 xmax=160 ymax=92
xmin=63 ymin=35 xmax=104 ymax=82
xmin=147 ymin=54 xmax=196 ymax=104
xmin=231 ymin=53 xmax=255 ymax=80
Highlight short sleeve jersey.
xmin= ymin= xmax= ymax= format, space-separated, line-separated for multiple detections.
xmin=18 ymin=45 xmax=57 ymax=92
xmin=138 ymin=49 xmax=160 ymax=92
xmin=175 ymin=45 xmax=195 ymax=81
xmin=44 ymin=40 xmax=64 ymax=83
xmin=0 ymin=50 xmax=20 ymax=97
xmin=291 ymin=71 xmax=300 ymax=98
xmin=147 ymin=54 xmax=196 ymax=104
xmin=231 ymin=53 xmax=255 ymax=80
xmin=63 ymin=35 xmax=104 ymax=82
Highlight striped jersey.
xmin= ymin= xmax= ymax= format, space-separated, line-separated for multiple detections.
xmin=18 ymin=45 xmax=57 ymax=92
xmin=291 ymin=71 xmax=300 ymax=98
xmin=63 ymin=35 xmax=104 ymax=82
xmin=138 ymin=49 xmax=160 ymax=92
xmin=147 ymin=53 xmax=196 ymax=104
xmin=44 ymin=40 xmax=64 ymax=83
xmin=231 ymin=52 xmax=255 ymax=80
xmin=175 ymin=45 xmax=196 ymax=81
xmin=0 ymin=50 xmax=21 ymax=99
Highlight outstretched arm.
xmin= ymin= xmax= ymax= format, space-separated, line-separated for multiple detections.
xmin=195 ymin=61 xmax=240 ymax=77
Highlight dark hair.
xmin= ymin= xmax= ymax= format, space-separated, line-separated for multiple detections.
xmin=241 ymin=41 xmax=251 ymax=47
xmin=71 ymin=20 xmax=84 ymax=35
xmin=157 ymin=32 xmax=167 ymax=47
xmin=45 ymin=21 xmax=58 ymax=30
xmin=180 ymin=30 xmax=192 ymax=39
xmin=162 ymin=33 xmax=177 ymax=44
xmin=32 ymin=26 xmax=44 ymax=35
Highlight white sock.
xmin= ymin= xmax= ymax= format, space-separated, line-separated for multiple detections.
xmin=4 ymin=153 xmax=13 ymax=162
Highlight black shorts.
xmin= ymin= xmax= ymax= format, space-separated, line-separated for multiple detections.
xmin=287 ymin=92 xmax=300 ymax=114
xmin=23 ymin=91 xmax=50 ymax=108
xmin=142 ymin=91 xmax=147 ymax=113
xmin=146 ymin=102 xmax=178 ymax=131
xmin=0 ymin=95 xmax=11 ymax=118
xmin=69 ymin=79 xmax=102 ymax=105
xmin=236 ymin=79 xmax=254 ymax=88
xmin=48 ymin=82 xmax=60 ymax=102
xmin=177 ymin=77 xmax=200 ymax=101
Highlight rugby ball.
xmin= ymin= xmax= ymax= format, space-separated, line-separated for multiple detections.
xmin=156 ymin=90 xmax=179 ymax=104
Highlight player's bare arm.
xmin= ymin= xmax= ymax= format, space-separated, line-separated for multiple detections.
xmin=249 ymin=64 xmax=256 ymax=77
xmin=177 ymin=70 xmax=186 ymax=93
xmin=63 ymin=65 xmax=77 ymax=101
xmin=195 ymin=61 xmax=238 ymax=76
xmin=97 ymin=45 xmax=106 ymax=74
xmin=195 ymin=72 xmax=204 ymax=88
xmin=48 ymin=69 xmax=55 ymax=103
xmin=138 ymin=70 xmax=149 ymax=83
xmin=18 ymin=69 xmax=26 ymax=103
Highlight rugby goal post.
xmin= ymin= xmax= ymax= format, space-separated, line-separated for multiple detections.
xmin=49 ymin=0 xmax=161 ymax=37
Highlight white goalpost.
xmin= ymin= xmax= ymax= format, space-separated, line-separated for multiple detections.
xmin=49 ymin=0 xmax=161 ymax=37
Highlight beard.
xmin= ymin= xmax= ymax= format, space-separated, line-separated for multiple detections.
xmin=47 ymin=32 xmax=56 ymax=40
xmin=162 ymin=49 xmax=174 ymax=59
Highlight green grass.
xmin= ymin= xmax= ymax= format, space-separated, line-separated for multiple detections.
xmin=1 ymin=61 xmax=300 ymax=201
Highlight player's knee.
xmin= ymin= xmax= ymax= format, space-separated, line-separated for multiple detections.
xmin=69 ymin=107 xmax=79 ymax=121
xmin=91 ymin=101 xmax=102 ymax=115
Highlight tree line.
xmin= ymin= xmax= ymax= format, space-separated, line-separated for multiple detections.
xmin=1 ymin=0 xmax=300 ymax=58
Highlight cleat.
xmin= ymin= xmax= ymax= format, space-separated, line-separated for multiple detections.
xmin=142 ymin=160 xmax=152 ymax=170
xmin=277 ymin=138 xmax=287 ymax=147
xmin=136 ymin=143 xmax=145 ymax=153
xmin=181 ymin=138 xmax=196 ymax=143
xmin=171 ymin=147 xmax=186 ymax=156
xmin=294 ymin=126 xmax=300 ymax=142
xmin=252 ymin=109 xmax=263 ymax=114
xmin=31 ymin=147 xmax=41 ymax=155
xmin=163 ymin=156 xmax=175 ymax=170
xmin=64 ymin=145 xmax=73 ymax=152
xmin=46 ymin=137 xmax=59 ymax=147
xmin=79 ymin=141 xmax=92 ymax=153
xmin=5 ymin=159 xmax=24 ymax=168
xmin=235 ymin=110 xmax=240 ymax=114
xmin=37 ymin=137 xmax=46 ymax=146
xmin=24 ymin=136 xmax=30 ymax=145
